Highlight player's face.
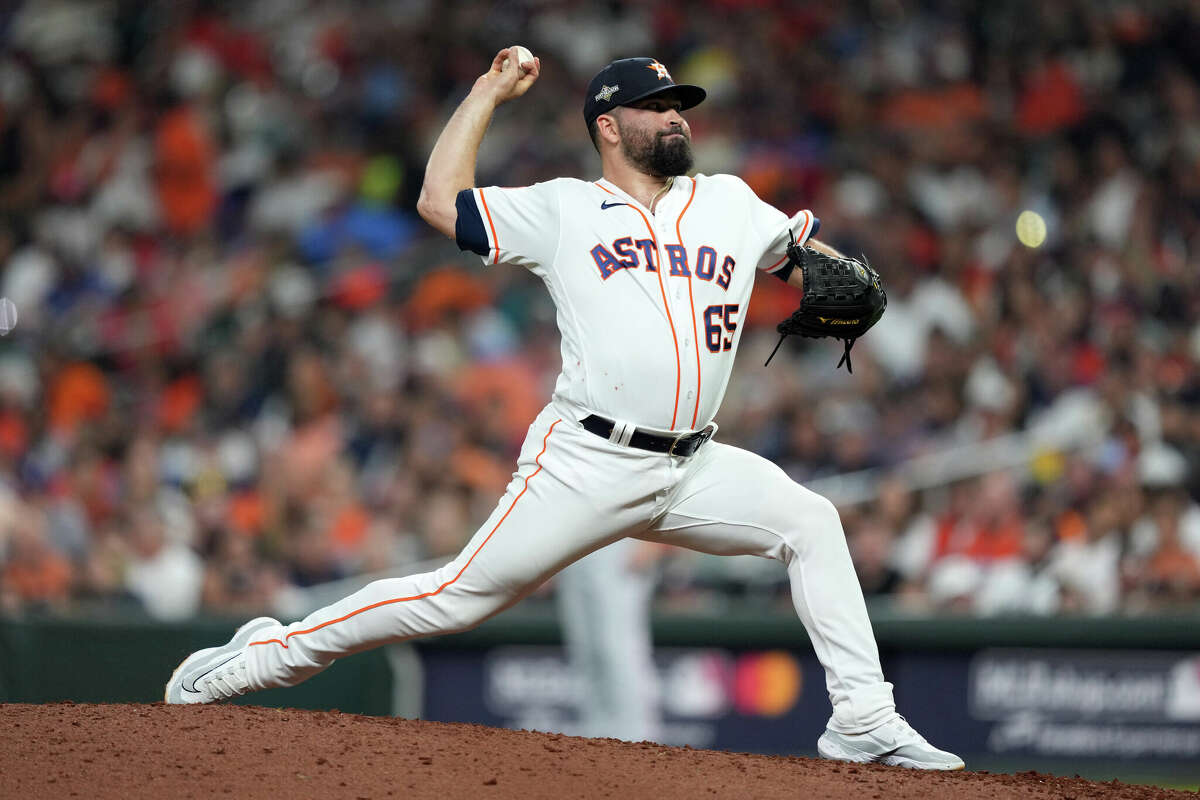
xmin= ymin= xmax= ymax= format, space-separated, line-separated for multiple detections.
xmin=614 ymin=96 xmax=694 ymax=177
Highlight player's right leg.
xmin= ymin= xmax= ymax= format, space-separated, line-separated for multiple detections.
xmin=166 ymin=407 xmax=660 ymax=704
xmin=641 ymin=440 xmax=963 ymax=770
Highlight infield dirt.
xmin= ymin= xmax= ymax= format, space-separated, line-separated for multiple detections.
xmin=1 ymin=702 xmax=1192 ymax=799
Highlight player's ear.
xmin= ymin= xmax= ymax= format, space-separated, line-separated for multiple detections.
xmin=595 ymin=113 xmax=621 ymax=147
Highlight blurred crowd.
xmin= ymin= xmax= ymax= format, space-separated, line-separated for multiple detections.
xmin=0 ymin=0 xmax=1197 ymax=621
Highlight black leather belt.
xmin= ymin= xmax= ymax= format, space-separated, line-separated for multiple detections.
xmin=580 ymin=415 xmax=714 ymax=457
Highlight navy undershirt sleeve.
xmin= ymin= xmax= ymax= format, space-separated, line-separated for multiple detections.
xmin=455 ymin=189 xmax=490 ymax=256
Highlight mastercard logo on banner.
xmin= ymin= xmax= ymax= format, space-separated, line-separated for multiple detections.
xmin=732 ymin=651 xmax=803 ymax=717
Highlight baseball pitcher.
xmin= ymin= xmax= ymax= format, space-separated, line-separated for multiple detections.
xmin=166 ymin=48 xmax=962 ymax=771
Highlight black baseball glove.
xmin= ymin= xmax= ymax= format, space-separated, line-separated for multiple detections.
xmin=764 ymin=239 xmax=887 ymax=373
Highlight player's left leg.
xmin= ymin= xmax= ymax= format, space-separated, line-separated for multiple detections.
xmin=166 ymin=408 xmax=662 ymax=705
xmin=641 ymin=440 xmax=963 ymax=770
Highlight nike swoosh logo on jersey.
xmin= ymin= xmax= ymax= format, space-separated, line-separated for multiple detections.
xmin=600 ymin=200 xmax=627 ymax=210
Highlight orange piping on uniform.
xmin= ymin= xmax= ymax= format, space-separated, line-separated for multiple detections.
xmin=798 ymin=210 xmax=815 ymax=244
xmin=766 ymin=210 xmax=814 ymax=271
xmin=595 ymin=182 xmax=682 ymax=429
xmin=479 ymin=189 xmax=500 ymax=265
xmin=674 ymin=179 xmax=702 ymax=429
xmin=248 ymin=419 xmax=563 ymax=650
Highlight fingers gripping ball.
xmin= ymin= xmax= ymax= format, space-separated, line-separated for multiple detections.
xmin=502 ymin=46 xmax=535 ymax=73
xmin=764 ymin=243 xmax=887 ymax=372
xmin=484 ymin=46 xmax=539 ymax=105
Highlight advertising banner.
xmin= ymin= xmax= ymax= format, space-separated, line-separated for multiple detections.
xmin=422 ymin=645 xmax=831 ymax=752
xmin=967 ymin=649 xmax=1200 ymax=760
xmin=419 ymin=644 xmax=1200 ymax=767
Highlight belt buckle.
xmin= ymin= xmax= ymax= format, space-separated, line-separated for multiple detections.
xmin=668 ymin=427 xmax=711 ymax=457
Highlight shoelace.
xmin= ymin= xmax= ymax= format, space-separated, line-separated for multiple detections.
xmin=201 ymin=657 xmax=249 ymax=701
xmin=881 ymin=716 xmax=930 ymax=747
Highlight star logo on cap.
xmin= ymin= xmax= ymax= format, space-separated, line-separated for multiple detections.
xmin=646 ymin=60 xmax=672 ymax=81
xmin=594 ymin=84 xmax=620 ymax=102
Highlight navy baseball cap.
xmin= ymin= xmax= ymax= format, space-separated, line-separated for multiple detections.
xmin=583 ymin=58 xmax=706 ymax=128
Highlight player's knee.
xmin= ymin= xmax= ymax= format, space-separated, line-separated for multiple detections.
xmin=808 ymin=493 xmax=844 ymax=533
xmin=778 ymin=489 xmax=846 ymax=554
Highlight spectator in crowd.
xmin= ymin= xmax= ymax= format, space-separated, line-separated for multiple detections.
xmin=1 ymin=499 xmax=72 ymax=613
xmin=122 ymin=503 xmax=204 ymax=620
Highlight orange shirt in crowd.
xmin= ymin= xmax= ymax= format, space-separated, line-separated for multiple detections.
xmin=405 ymin=267 xmax=493 ymax=330
xmin=329 ymin=504 xmax=371 ymax=553
xmin=1145 ymin=545 xmax=1200 ymax=593
xmin=47 ymin=362 xmax=111 ymax=435
xmin=1017 ymin=60 xmax=1086 ymax=136
xmin=2 ymin=549 xmax=72 ymax=604
xmin=454 ymin=361 xmax=543 ymax=445
xmin=881 ymin=83 xmax=986 ymax=131
xmin=158 ymin=374 xmax=204 ymax=433
xmin=933 ymin=514 xmax=1024 ymax=562
xmin=155 ymin=106 xmax=217 ymax=236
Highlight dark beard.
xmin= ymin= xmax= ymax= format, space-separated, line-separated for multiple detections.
xmin=621 ymin=127 xmax=694 ymax=177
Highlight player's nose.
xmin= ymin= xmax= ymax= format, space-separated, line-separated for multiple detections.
xmin=662 ymin=118 xmax=687 ymax=138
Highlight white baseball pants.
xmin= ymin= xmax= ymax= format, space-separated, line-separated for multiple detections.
xmin=245 ymin=404 xmax=897 ymax=734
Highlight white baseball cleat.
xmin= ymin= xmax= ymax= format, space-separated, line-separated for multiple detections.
xmin=817 ymin=715 xmax=965 ymax=770
xmin=164 ymin=616 xmax=278 ymax=704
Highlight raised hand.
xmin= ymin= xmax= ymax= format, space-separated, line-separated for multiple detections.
xmin=473 ymin=46 xmax=541 ymax=106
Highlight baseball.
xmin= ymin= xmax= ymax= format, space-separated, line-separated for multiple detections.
xmin=502 ymin=45 xmax=535 ymax=72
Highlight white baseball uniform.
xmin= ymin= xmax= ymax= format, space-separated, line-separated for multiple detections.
xmin=242 ymin=173 xmax=898 ymax=735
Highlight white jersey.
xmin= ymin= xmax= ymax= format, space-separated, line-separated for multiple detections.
xmin=455 ymin=174 xmax=819 ymax=432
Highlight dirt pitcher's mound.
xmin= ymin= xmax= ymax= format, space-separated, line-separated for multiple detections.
xmin=1 ymin=703 xmax=1191 ymax=800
